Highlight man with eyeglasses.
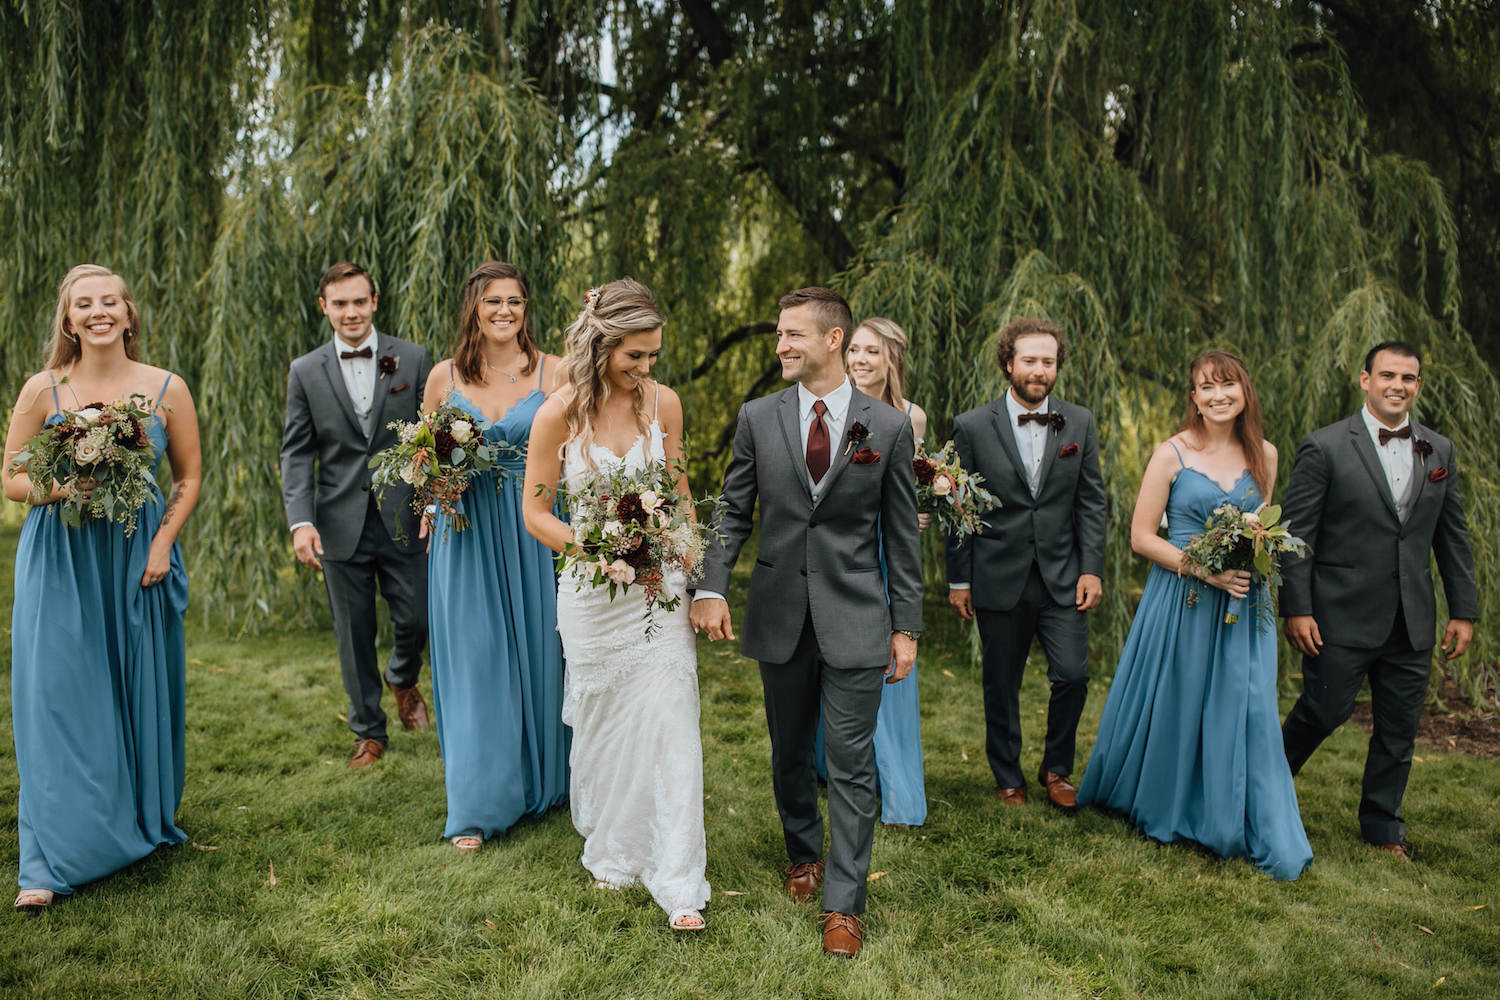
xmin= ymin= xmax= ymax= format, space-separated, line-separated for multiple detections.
xmin=280 ymin=261 xmax=435 ymax=769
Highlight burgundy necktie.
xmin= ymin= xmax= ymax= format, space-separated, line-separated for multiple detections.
xmin=340 ymin=346 xmax=373 ymax=360
xmin=806 ymin=399 xmax=830 ymax=484
xmin=1378 ymin=425 xmax=1411 ymax=446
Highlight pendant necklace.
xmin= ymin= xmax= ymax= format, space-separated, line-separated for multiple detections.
xmin=484 ymin=358 xmax=518 ymax=383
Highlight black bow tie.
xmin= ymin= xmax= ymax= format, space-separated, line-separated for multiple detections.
xmin=340 ymin=346 xmax=373 ymax=360
xmin=1378 ymin=425 xmax=1411 ymax=446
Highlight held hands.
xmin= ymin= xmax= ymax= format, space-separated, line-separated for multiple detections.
xmin=948 ymin=588 xmax=974 ymax=621
xmin=1442 ymin=619 xmax=1474 ymax=661
xmin=1075 ymin=573 xmax=1103 ymax=611
xmin=690 ymin=597 xmax=735 ymax=642
xmin=292 ymin=524 xmax=324 ymax=571
xmin=1283 ymin=615 xmax=1323 ymax=657
xmin=887 ymin=632 xmax=917 ymax=683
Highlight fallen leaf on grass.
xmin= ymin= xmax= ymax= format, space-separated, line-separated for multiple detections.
xmin=722 ymin=891 xmax=744 ymax=897
xmin=337 ymin=713 xmax=348 ymax=724
xmin=484 ymin=919 xmax=497 ymax=930
xmin=960 ymin=749 xmax=969 ymax=762
xmin=1370 ymin=932 xmax=1380 ymax=951
xmin=1413 ymin=755 xmax=1425 ymax=763
xmin=1415 ymin=924 xmax=1434 ymax=935
xmin=941 ymin=669 xmax=956 ymax=679
xmin=867 ymin=871 xmax=887 ymax=882
xmin=268 ymin=862 xmax=277 ymax=886
xmin=189 ymin=658 xmax=204 ymax=666
xmin=1466 ymin=905 xmax=1485 ymax=911
xmin=1434 ymin=977 xmax=1446 ymax=988
xmin=191 ymin=842 xmax=219 ymax=852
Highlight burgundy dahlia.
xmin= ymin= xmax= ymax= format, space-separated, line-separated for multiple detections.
xmin=912 ymin=457 xmax=937 ymax=486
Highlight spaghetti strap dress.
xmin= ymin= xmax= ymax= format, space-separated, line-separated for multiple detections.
xmin=11 ymin=371 xmax=189 ymax=895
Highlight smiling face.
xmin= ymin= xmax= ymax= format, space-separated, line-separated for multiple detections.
xmin=66 ymin=274 xmax=132 ymax=352
xmin=1190 ymin=366 xmax=1246 ymax=426
xmin=1005 ymin=332 xmax=1059 ymax=407
xmin=1360 ymin=349 xmax=1421 ymax=427
xmin=476 ymin=277 xmax=527 ymax=348
xmin=319 ymin=274 xmax=378 ymax=347
xmin=846 ymin=325 xmax=886 ymax=394
xmin=775 ymin=303 xmax=843 ymax=388
xmin=605 ymin=328 xmax=663 ymax=394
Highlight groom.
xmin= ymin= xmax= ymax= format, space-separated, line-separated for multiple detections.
xmin=281 ymin=261 xmax=434 ymax=769
xmin=1280 ymin=340 xmax=1477 ymax=859
xmin=692 ymin=286 xmax=922 ymax=958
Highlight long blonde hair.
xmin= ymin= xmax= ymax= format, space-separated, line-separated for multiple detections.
xmin=560 ymin=278 xmax=664 ymax=466
xmin=46 ymin=264 xmax=142 ymax=369
xmin=850 ymin=316 xmax=910 ymax=408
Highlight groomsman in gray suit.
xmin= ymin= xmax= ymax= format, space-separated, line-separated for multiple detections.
xmin=692 ymin=287 xmax=922 ymax=958
xmin=1280 ymin=341 xmax=1477 ymax=860
xmin=945 ymin=318 xmax=1106 ymax=810
xmin=281 ymin=261 xmax=434 ymax=769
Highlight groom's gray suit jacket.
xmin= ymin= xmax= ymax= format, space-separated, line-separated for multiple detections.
xmin=280 ymin=335 xmax=433 ymax=560
xmin=1279 ymin=413 xmax=1478 ymax=651
xmin=698 ymin=384 xmax=923 ymax=668
xmin=944 ymin=396 xmax=1107 ymax=609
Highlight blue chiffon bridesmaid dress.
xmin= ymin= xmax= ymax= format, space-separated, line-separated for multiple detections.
xmin=11 ymin=372 xmax=189 ymax=895
xmin=1077 ymin=442 xmax=1312 ymax=880
xmin=427 ymin=362 xmax=569 ymax=842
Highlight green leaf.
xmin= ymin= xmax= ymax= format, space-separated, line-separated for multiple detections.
xmin=1259 ymin=504 xmax=1281 ymax=527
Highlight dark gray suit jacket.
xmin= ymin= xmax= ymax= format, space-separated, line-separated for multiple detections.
xmin=698 ymin=385 xmax=923 ymax=669
xmin=1279 ymin=413 xmax=1478 ymax=651
xmin=280 ymin=335 xmax=433 ymax=562
xmin=944 ymin=396 xmax=1107 ymax=610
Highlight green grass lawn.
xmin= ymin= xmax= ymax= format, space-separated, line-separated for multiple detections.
xmin=1 ymin=526 xmax=1496 ymax=999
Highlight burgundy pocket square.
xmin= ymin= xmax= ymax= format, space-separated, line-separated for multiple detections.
xmin=852 ymin=447 xmax=881 ymax=465
xmin=389 ymin=382 xmax=411 ymax=394
xmin=1058 ymin=442 xmax=1080 ymax=458
xmin=1429 ymin=467 xmax=1448 ymax=483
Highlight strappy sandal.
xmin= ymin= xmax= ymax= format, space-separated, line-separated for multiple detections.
xmin=668 ymin=907 xmax=705 ymax=932
xmin=14 ymin=889 xmax=54 ymax=910
xmin=451 ymin=835 xmax=482 ymax=852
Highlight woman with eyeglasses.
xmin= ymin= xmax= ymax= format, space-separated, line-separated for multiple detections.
xmin=421 ymin=261 xmax=570 ymax=851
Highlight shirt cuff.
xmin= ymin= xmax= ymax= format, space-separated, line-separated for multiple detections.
xmin=948 ymin=582 xmax=971 ymax=591
xmin=692 ymin=590 xmax=726 ymax=603
xmin=289 ymin=521 xmax=314 ymax=533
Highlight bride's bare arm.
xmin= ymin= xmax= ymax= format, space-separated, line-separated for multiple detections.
xmin=656 ymin=384 xmax=694 ymax=509
xmin=522 ymin=395 xmax=574 ymax=552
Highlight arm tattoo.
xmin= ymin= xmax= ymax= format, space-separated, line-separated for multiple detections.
xmin=161 ymin=484 xmax=184 ymax=528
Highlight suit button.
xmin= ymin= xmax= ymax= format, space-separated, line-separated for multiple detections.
xmin=362 ymin=485 xmax=370 ymax=492
xmin=800 ymin=569 xmax=807 ymax=576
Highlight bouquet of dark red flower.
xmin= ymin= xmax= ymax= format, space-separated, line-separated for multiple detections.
xmin=911 ymin=441 xmax=1000 ymax=537
xmin=7 ymin=394 xmax=160 ymax=536
xmin=368 ymin=403 xmax=513 ymax=538
xmin=1179 ymin=502 xmax=1308 ymax=627
xmin=558 ymin=459 xmax=726 ymax=638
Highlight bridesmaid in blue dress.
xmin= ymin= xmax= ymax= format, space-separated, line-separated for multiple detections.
xmin=1078 ymin=350 xmax=1312 ymax=880
xmin=4 ymin=264 xmax=202 ymax=909
xmin=421 ymin=261 xmax=570 ymax=851
xmin=813 ymin=317 xmax=929 ymax=826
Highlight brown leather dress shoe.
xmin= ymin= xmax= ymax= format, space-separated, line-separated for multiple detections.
xmin=349 ymin=738 xmax=385 ymax=769
xmin=390 ymin=684 xmax=430 ymax=731
xmin=1038 ymin=770 xmax=1079 ymax=812
xmin=819 ymin=911 xmax=865 ymax=957
xmin=1374 ymin=842 xmax=1413 ymax=862
xmin=996 ymin=785 xmax=1028 ymax=806
xmin=785 ymin=860 xmax=825 ymax=903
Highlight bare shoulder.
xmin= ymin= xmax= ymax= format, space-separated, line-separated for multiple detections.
xmin=540 ymin=353 xmax=566 ymax=392
xmin=11 ymin=370 xmax=56 ymax=415
xmin=1260 ymin=438 xmax=1278 ymax=462
xmin=653 ymin=381 xmax=683 ymax=413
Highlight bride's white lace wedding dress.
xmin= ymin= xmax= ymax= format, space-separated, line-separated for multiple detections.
xmin=555 ymin=417 xmax=710 ymax=918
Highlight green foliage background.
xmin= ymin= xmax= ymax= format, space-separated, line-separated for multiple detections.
xmin=2 ymin=1 xmax=1495 ymax=700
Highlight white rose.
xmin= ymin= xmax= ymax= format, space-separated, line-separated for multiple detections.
xmin=604 ymin=559 xmax=636 ymax=585
xmin=75 ymin=407 xmax=102 ymax=425
xmin=639 ymin=489 xmax=661 ymax=512
xmin=1242 ymin=510 xmax=1262 ymax=527
xmin=450 ymin=420 xmax=473 ymax=444
xmin=399 ymin=458 xmax=428 ymax=488
xmin=933 ymin=473 xmax=955 ymax=497
xmin=73 ymin=438 xmax=103 ymax=465
xmin=602 ymin=520 xmax=625 ymax=538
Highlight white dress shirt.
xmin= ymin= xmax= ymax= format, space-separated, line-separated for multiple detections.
xmin=1006 ymin=389 xmax=1050 ymax=496
xmin=1361 ymin=404 xmax=1414 ymax=520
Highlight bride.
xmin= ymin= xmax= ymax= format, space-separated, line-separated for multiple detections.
xmin=522 ymin=278 xmax=710 ymax=932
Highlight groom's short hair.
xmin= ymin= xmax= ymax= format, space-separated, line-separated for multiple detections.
xmin=318 ymin=261 xmax=377 ymax=298
xmin=779 ymin=287 xmax=853 ymax=343
xmin=1363 ymin=340 xmax=1421 ymax=374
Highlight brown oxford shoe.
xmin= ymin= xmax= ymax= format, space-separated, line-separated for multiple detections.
xmin=349 ymin=738 xmax=385 ymax=770
xmin=390 ymin=683 xmax=430 ymax=731
xmin=785 ymin=860 xmax=825 ymax=903
xmin=819 ymin=911 xmax=865 ymax=957
xmin=1374 ymin=842 xmax=1413 ymax=862
xmin=1038 ymin=770 xmax=1079 ymax=812
xmin=996 ymin=785 xmax=1028 ymax=806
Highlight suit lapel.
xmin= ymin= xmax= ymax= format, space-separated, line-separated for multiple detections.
xmin=1034 ymin=400 xmax=1066 ymax=494
xmin=319 ymin=344 xmax=367 ymax=441
xmin=1404 ymin=422 xmax=1431 ymax=522
xmin=366 ymin=339 xmax=399 ymax=444
xmin=814 ymin=391 xmax=872 ymax=505
xmin=776 ymin=389 xmax=813 ymax=502
xmin=1346 ymin=416 xmax=1400 ymax=523
xmin=988 ymin=400 xmax=1032 ymax=494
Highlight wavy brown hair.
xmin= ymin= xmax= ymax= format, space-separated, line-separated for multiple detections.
xmin=1178 ymin=349 xmax=1270 ymax=497
xmin=848 ymin=316 xmax=910 ymax=408
xmin=46 ymin=264 xmax=142 ymax=369
xmin=560 ymin=278 xmax=664 ymax=467
xmin=452 ymin=261 xmax=538 ymax=385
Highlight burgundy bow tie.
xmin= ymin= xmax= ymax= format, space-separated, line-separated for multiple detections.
xmin=340 ymin=346 xmax=373 ymax=360
xmin=1018 ymin=411 xmax=1061 ymax=430
xmin=1378 ymin=425 xmax=1411 ymax=446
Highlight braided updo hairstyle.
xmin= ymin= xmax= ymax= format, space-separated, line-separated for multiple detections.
xmin=559 ymin=278 xmax=664 ymax=467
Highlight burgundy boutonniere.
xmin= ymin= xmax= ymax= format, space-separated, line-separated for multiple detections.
xmin=389 ymin=382 xmax=411 ymax=395
xmin=377 ymin=355 xmax=398 ymax=378
xmin=1428 ymin=466 xmax=1448 ymax=483
xmin=1058 ymin=442 xmax=1080 ymax=458
xmin=843 ymin=420 xmax=871 ymax=456
xmin=1413 ymin=437 xmax=1433 ymax=464
xmin=851 ymin=447 xmax=881 ymax=465
xmin=1045 ymin=411 xmax=1066 ymax=432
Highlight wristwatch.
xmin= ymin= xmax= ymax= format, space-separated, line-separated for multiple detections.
xmin=895 ymin=629 xmax=921 ymax=641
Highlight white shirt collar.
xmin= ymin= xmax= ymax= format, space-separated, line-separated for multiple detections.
xmin=1360 ymin=404 xmax=1410 ymax=442
xmin=798 ymin=377 xmax=853 ymax=421
xmin=1004 ymin=389 xmax=1049 ymax=422
xmin=333 ymin=326 xmax=379 ymax=356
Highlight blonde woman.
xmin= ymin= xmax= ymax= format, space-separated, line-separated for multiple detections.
xmin=522 ymin=279 xmax=709 ymax=932
xmin=3 ymin=265 xmax=202 ymax=909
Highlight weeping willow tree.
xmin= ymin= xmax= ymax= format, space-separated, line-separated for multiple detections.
xmin=2 ymin=1 xmax=1495 ymax=701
